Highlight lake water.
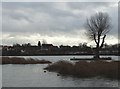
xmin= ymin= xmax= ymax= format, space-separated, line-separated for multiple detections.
xmin=2 ymin=56 xmax=119 ymax=87
xmin=8 ymin=55 xmax=119 ymax=62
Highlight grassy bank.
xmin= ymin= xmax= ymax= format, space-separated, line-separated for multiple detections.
xmin=44 ymin=60 xmax=119 ymax=80
xmin=1 ymin=57 xmax=52 ymax=64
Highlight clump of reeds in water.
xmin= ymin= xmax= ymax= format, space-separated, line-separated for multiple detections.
xmin=44 ymin=60 xmax=119 ymax=80
xmin=1 ymin=57 xmax=52 ymax=64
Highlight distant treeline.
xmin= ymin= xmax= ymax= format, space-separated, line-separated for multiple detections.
xmin=1 ymin=42 xmax=119 ymax=56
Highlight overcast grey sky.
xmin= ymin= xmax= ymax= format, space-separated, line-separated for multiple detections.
xmin=2 ymin=2 xmax=118 ymax=46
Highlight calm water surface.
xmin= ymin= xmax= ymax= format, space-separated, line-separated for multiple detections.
xmin=2 ymin=56 xmax=119 ymax=87
xmin=9 ymin=55 xmax=119 ymax=62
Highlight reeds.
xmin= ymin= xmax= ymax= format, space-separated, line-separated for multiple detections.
xmin=44 ymin=60 xmax=119 ymax=80
xmin=1 ymin=57 xmax=52 ymax=64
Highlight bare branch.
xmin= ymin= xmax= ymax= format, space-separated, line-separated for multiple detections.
xmin=85 ymin=12 xmax=111 ymax=58
xmin=100 ymin=35 xmax=106 ymax=48
xmin=94 ymin=34 xmax=98 ymax=44
xmin=85 ymin=12 xmax=111 ymax=45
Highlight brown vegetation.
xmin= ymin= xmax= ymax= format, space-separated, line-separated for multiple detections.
xmin=44 ymin=60 xmax=119 ymax=80
xmin=1 ymin=57 xmax=52 ymax=64
xmin=70 ymin=57 xmax=112 ymax=60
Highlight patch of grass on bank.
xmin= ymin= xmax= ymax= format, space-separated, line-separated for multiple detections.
xmin=44 ymin=60 xmax=119 ymax=80
xmin=70 ymin=57 xmax=112 ymax=60
xmin=1 ymin=57 xmax=52 ymax=64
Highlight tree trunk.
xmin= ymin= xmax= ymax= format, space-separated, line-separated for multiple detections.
xmin=94 ymin=38 xmax=100 ymax=59
xmin=95 ymin=47 xmax=100 ymax=59
xmin=94 ymin=34 xmax=100 ymax=59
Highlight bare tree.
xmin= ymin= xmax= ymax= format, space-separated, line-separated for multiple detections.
xmin=85 ymin=12 xmax=111 ymax=59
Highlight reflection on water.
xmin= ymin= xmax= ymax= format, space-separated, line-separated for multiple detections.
xmin=9 ymin=55 xmax=119 ymax=62
xmin=2 ymin=64 xmax=118 ymax=87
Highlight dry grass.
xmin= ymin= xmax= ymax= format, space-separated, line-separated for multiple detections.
xmin=44 ymin=60 xmax=119 ymax=80
xmin=1 ymin=57 xmax=52 ymax=64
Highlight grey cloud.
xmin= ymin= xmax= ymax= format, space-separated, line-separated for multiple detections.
xmin=118 ymin=3 xmax=120 ymax=40
xmin=67 ymin=2 xmax=113 ymax=10
xmin=2 ymin=2 xmax=118 ymax=45
xmin=2 ymin=2 xmax=83 ymax=35
xmin=3 ymin=10 xmax=33 ymax=23
xmin=3 ymin=2 xmax=75 ymax=18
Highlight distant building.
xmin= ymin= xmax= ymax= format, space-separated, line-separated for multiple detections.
xmin=59 ymin=45 xmax=71 ymax=49
xmin=41 ymin=44 xmax=53 ymax=50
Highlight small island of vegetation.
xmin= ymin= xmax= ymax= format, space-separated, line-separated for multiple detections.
xmin=44 ymin=60 xmax=119 ymax=80
xmin=1 ymin=57 xmax=52 ymax=64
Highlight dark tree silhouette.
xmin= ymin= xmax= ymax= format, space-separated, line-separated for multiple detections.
xmin=13 ymin=43 xmax=21 ymax=47
xmin=38 ymin=41 xmax=41 ymax=47
xmin=85 ymin=12 xmax=111 ymax=59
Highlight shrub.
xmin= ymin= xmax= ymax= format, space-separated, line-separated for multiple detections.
xmin=44 ymin=60 xmax=119 ymax=80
